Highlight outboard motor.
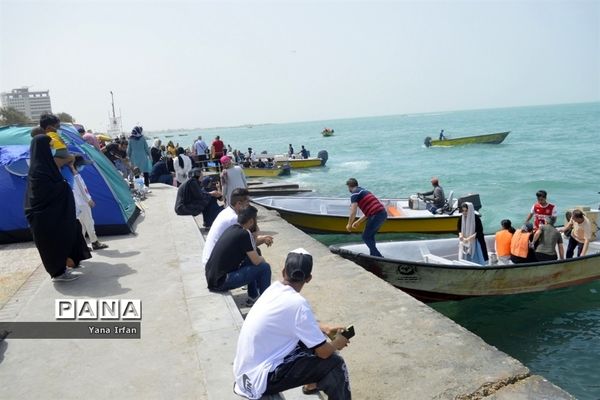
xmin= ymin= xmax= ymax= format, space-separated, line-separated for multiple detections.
xmin=424 ymin=137 xmax=432 ymax=147
xmin=457 ymin=193 xmax=482 ymax=211
xmin=317 ymin=150 xmax=328 ymax=166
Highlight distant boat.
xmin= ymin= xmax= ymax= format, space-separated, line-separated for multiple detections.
xmin=330 ymin=235 xmax=600 ymax=302
xmin=424 ymin=131 xmax=510 ymax=147
xmin=275 ymin=157 xmax=324 ymax=168
xmin=322 ymin=128 xmax=334 ymax=137
xmin=243 ymin=165 xmax=291 ymax=177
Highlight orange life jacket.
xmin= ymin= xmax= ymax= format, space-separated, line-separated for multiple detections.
xmin=495 ymin=229 xmax=513 ymax=257
xmin=510 ymin=229 xmax=530 ymax=258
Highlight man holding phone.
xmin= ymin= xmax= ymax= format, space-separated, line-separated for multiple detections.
xmin=233 ymin=248 xmax=352 ymax=400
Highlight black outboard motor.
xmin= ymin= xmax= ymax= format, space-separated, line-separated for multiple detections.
xmin=457 ymin=193 xmax=482 ymax=211
xmin=424 ymin=136 xmax=432 ymax=147
xmin=317 ymin=150 xmax=328 ymax=166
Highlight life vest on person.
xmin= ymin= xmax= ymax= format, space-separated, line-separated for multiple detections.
xmin=495 ymin=229 xmax=513 ymax=257
xmin=510 ymin=229 xmax=530 ymax=258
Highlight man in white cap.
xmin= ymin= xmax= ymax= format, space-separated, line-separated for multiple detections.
xmin=233 ymin=248 xmax=352 ymax=400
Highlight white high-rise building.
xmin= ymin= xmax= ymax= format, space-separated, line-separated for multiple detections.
xmin=1 ymin=87 xmax=52 ymax=122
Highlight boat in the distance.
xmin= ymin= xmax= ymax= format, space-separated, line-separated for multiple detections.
xmin=252 ymin=193 xmax=480 ymax=234
xmin=273 ymin=150 xmax=328 ymax=168
xmin=424 ymin=131 xmax=510 ymax=147
xmin=330 ymin=235 xmax=600 ymax=302
xmin=322 ymin=128 xmax=334 ymax=137
xmin=243 ymin=165 xmax=291 ymax=178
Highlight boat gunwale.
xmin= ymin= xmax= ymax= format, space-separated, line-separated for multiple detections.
xmin=252 ymin=196 xmax=460 ymax=221
xmin=329 ymin=241 xmax=600 ymax=271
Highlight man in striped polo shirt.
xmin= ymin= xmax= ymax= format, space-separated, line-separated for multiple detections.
xmin=346 ymin=178 xmax=387 ymax=257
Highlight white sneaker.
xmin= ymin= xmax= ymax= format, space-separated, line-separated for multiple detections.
xmin=52 ymin=270 xmax=80 ymax=282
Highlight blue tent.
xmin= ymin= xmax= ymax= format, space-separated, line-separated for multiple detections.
xmin=0 ymin=124 xmax=139 ymax=244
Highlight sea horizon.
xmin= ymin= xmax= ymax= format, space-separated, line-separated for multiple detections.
xmin=146 ymin=99 xmax=600 ymax=135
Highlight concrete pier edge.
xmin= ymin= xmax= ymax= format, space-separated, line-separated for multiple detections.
xmin=0 ymin=185 xmax=573 ymax=399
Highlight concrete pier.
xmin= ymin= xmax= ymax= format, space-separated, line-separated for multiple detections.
xmin=0 ymin=185 xmax=573 ymax=399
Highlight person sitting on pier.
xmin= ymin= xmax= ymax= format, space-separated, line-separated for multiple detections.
xmin=174 ymin=168 xmax=223 ymax=228
xmin=202 ymin=188 xmax=273 ymax=266
xmin=233 ymin=248 xmax=352 ymax=400
xmin=419 ymin=177 xmax=445 ymax=214
xmin=149 ymin=157 xmax=174 ymax=186
xmin=205 ymin=206 xmax=272 ymax=306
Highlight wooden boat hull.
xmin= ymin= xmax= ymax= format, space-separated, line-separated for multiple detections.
xmin=330 ymin=237 xmax=600 ymax=302
xmin=275 ymin=158 xmax=324 ymax=168
xmin=322 ymin=132 xmax=334 ymax=137
xmin=427 ymin=131 xmax=510 ymax=147
xmin=252 ymin=196 xmax=460 ymax=234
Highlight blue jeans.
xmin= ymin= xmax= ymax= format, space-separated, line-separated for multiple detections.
xmin=217 ymin=260 xmax=271 ymax=299
xmin=362 ymin=210 xmax=387 ymax=257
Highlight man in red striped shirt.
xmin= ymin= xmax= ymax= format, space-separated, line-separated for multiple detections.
xmin=524 ymin=190 xmax=557 ymax=231
xmin=346 ymin=178 xmax=387 ymax=257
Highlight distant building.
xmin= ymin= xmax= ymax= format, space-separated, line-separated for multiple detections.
xmin=1 ymin=87 xmax=52 ymax=122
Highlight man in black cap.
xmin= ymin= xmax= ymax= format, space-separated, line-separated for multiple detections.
xmin=174 ymin=168 xmax=223 ymax=228
xmin=233 ymin=248 xmax=352 ymax=400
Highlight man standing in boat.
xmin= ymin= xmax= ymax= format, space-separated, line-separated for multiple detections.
xmin=439 ymin=129 xmax=446 ymax=140
xmin=345 ymin=178 xmax=387 ymax=257
xmin=524 ymin=190 xmax=557 ymax=231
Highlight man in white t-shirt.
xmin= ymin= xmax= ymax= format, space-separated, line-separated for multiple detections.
xmin=202 ymin=188 xmax=250 ymax=265
xmin=202 ymin=188 xmax=273 ymax=266
xmin=233 ymin=248 xmax=352 ymax=400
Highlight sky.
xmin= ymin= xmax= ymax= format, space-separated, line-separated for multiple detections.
xmin=1 ymin=0 xmax=598 ymax=132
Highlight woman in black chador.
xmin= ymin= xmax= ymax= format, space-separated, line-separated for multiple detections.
xmin=24 ymin=134 xmax=91 ymax=282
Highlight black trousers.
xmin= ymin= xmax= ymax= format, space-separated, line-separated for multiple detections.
xmin=264 ymin=344 xmax=351 ymax=400
xmin=196 ymin=154 xmax=208 ymax=170
xmin=566 ymin=236 xmax=584 ymax=258
xmin=534 ymin=252 xmax=557 ymax=261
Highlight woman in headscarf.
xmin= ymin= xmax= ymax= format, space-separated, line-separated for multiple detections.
xmin=127 ymin=126 xmax=152 ymax=186
xmin=457 ymin=202 xmax=488 ymax=265
xmin=25 ymin=135 xmax=91 ymax=282
xmin=173 ymin=147 xmax=193 ymax=186
xmin=151 ymin=139 xmax=162 ymax=165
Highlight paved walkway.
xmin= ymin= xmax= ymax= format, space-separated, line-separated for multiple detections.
xmin=0 ymin=185 xmax=573 ymax=399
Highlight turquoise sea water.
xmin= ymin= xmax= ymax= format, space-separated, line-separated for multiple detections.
xmin=156 ymin=102 xmax=600 ymax=399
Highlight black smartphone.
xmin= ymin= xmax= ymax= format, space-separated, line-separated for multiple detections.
xmin=341 ymin=325 xmax=355 ymax=339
